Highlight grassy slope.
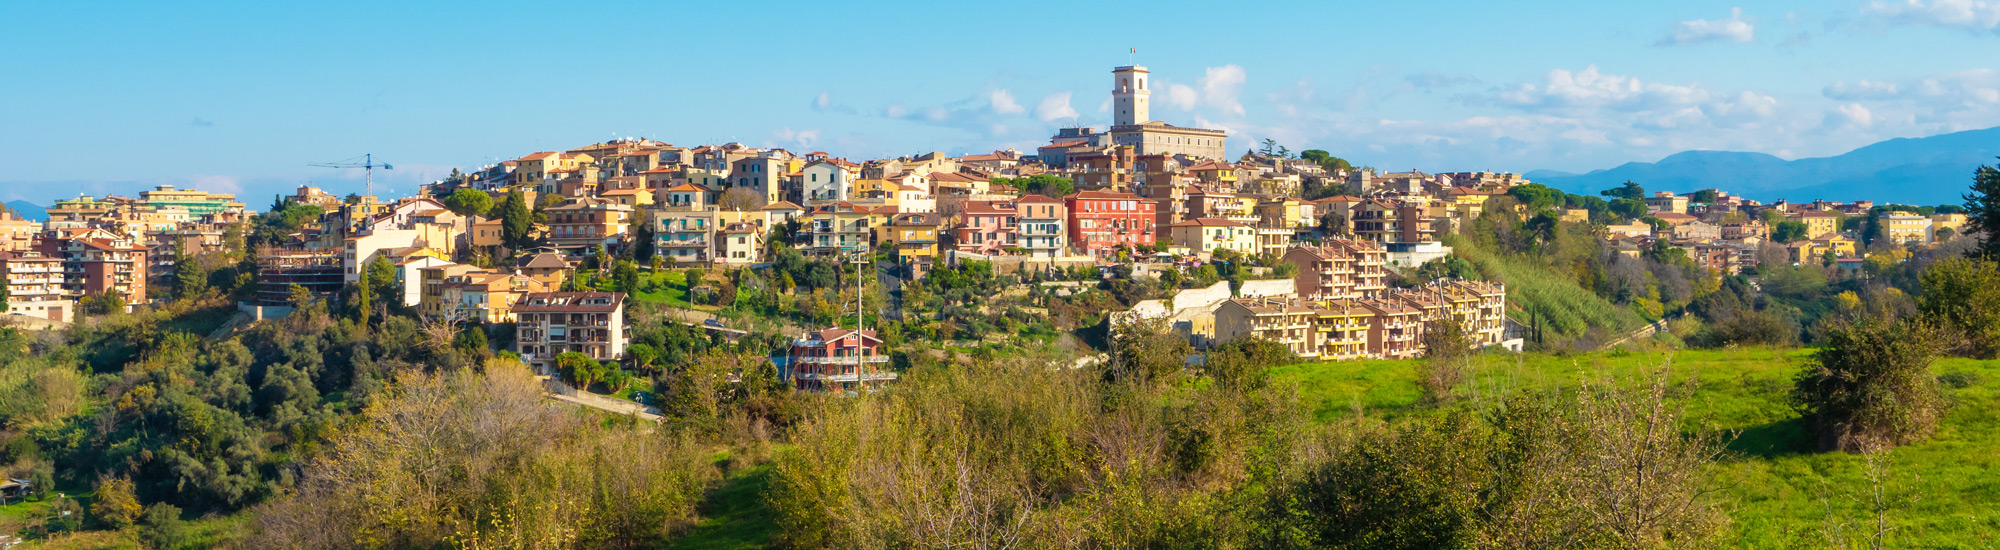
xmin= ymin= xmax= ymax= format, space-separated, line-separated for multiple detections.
xmin=665 ymin=459 xmax=781 ymax=550
xmin=1442 ymin=234 xmax=1646 ymax=342
xmin=1271 ymin=347 xmax=2000 ymax=548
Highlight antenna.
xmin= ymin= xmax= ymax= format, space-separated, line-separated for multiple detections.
xmin=309 ymin=154 xmax=394 ymax=198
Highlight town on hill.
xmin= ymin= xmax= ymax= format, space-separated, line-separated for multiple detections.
xmin=3 ymin=63 xmax=2000 ymax=549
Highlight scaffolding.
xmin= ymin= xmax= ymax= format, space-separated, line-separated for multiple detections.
xmin=254 ymin=247 xmax=344 ymax=306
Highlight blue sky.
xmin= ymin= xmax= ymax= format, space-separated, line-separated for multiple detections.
xmin=3 ymin=0 xmax=1998 ymax=206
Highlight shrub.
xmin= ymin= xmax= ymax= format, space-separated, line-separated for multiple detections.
xmin=91 ymin=477 xmax=142 ymax=529
xmin=1791 ymin=317 xmax=1949 ymax=452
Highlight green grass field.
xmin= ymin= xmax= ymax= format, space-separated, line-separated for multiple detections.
xmin=1272 ymin=347 xmax=2000 ymax=548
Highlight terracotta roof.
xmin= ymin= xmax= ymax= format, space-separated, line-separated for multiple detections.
xmin=517 ymin=252 xmax=569 ymax=269
xmin=518 ymin=151 xmax=559 ymax=162
xmin=762 ymin=201 xmax=805 ymax=211
xmin=1017 ymin=194 xmax=1062 ymax=204
xmin=1170 ymin=217 xmax=1245 ymax=228
xmin=1065 ymin=190 xmax=1144 ymax=200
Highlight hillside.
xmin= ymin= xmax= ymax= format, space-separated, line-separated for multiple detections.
xmin=1272 ymin=347 xmax=2000 ymax=548
xmin=1529 ymin=126 xmax=2000 ymax=205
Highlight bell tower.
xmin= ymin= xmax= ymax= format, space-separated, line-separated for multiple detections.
xmin=1112 ymin=65 xmax=1150 ymax=127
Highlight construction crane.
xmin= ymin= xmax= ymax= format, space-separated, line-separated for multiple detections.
xmin=308 ymin=154 xmax=393 ymax=199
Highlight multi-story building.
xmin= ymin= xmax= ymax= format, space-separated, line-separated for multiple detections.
xmin=60 ymin=236 xmax=149 ymax=307
xmin=1 ymin=251 xmax=71 ymax=321
xmin=45 ymin=196 xmax=119 ymax=230
xmin=1015 ymin=195 xmax=1068 ymax=257
xmin=1214 ymin=298 xmax=1318 ymax=357
xmin=1352 ymin=198 xmax=1434 ymax=245
xmin=514 ymin=292 xmax=629 ymax=373
xmin=804 ymin=202 xmax=874 ymax=258
xmin=545 ymin=199 xmax=633 ymax=251
xmin=783 ymin=327 xmax=896 ymax=391
xmin=1284 ymin=241 xmax=1387 ymax=301
xmin=1167 ymin=217 xmax=1256 ymax=255
xmin=1065 ymin=190 xmax=1156 ymax=257
xmin=1880 ymin=212 xmax=1933 ymax=245
xmin=0 ymin=213 xmax=36 ymax=252
xmin=882 ymin=213 xmax=940 ymax=268
xmin=716 ymin=222 xmax=766 ymax=265
xmin=730 ymin=155 xmax=791 ymax=206
xmin=1788 ymin=211 xmax=1841 ymax=239
xmin=1644 ymin=192 xmax=1690 ymax=214
xmin=954 ymin=200 xmax=1018 ymax=255
xmin=137 ymin=185 xmax=245 ymax=217
xmin=801 ymin=158 xmax=860 ymax=204
xmin=255 ymin=248 xmax=344 ymax=306
xmin=1209 ymin=278 xmax=1505 ymax=362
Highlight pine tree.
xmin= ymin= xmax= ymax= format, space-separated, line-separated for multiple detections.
xmin=497 ymin=191 xmax=533 ymax=248
xmin=1964 ymin=160 xmax=2000 ymax=259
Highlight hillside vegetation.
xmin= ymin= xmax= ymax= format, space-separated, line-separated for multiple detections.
xmin=1273 ymin=347 xmax=2000 ymax=548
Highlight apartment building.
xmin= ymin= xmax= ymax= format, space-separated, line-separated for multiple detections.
xmin=514 ymin=292 xmax=629 ymax=373
xmin=784 ymin=327 xmax=896 ymax=391
xmin=1065 ymin=190 xmax=1156 ymax=257
xmin=1015 ymin=195 xmax=1068 ymax=257
xmin=1880 ymin=212 xmax=1933 ymax=245
xmin=1 ymin=251 xmax=72 ymax=321
xmin=1283 ymin=240 xmax=1387 ymax=301
xmin=954 ymin=200 xmax=1018 ymax=255
xmin=546 ymin=199 xmax=633 ymax=251
xmin=716 ymin=222 xmax=766 ymax=265
xmin=1210 ymin=279 xmax=1505 ymax=362
xmin=1352 ymin=198 xmax=1434 ymax=244
xmin=1168 ymin=218 xmax=1256 ymax=255
xmin=61 ymin=236 xmax=149 ymax=307
xmin=804 ymin=202 xmax=874 ymax=258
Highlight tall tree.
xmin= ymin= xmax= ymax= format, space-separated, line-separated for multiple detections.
xmin=496 ymin=190 xmax=533 ymax=248
xmin=1600 ymin=181 xmax=1646 ymax=201
xmin=1962 ymin=159 xmax=2000 ymax=259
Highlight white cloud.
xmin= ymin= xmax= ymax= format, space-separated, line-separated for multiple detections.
xmin=1034 ymin=92 xmax=1078 ymax=122
xmin=815 ymin=92 xmax=831 ymax=109
xmin=1823 ymin=80 xmax=1902 ymax=100
xmin=988 ymin=89 xmax=1025 ymax=115
xmin=1404 ymin=71 xmax=1480 ymax=90
xmin=884 ymin=104 xmax=908 ymax=118
xmin=1489 ymin=65 xmax=1720 ymax=115
xmin=1166 ymin=83 xmax=1199 ymax=110
xmin=1863 ymin=0 xmax=2000 ymax=31
xmin=1200 ymin=65 xmax=1248 ymax=116
xmin=1659 ymin=7 xmax=1757 ymax=45
xmin=772 ymin=127 xmax=821 ymax=147
xmin=1834 ymin=103 xmax=1876 ymax=127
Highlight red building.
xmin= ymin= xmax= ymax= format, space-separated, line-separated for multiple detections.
xmin=784 ymin=328 xmax=896 ymax=391
xmin=1064 ymin=190 xmax=1156 ymax=257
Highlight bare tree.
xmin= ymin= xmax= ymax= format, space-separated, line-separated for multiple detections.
xmin=719 ymin=187 xmax=767 ymax=210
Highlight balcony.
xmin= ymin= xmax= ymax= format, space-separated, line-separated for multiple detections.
xmin=793 ymin=355 xmax=891 ymax=366
xmin=795 ymin=371 xmax=900 ymax=384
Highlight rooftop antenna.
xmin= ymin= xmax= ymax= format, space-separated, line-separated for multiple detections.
xmin=309 ymin=154 xmax=393 ymax=198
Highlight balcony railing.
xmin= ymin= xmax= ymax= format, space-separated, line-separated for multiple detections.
xmin=793 ymin=355 xmax=891 ymax=365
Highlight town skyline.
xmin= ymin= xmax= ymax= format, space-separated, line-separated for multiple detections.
xmin=6 ymin=1 xmax=1999 ymax=205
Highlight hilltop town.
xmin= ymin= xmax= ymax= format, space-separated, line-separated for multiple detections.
xmin=3 ymin=65 xmax=1977 ymax=391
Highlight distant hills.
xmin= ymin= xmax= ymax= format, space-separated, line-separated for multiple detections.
xmin=1527 ymin=126 xmax=2000 ymax=206
xmin=5 ymin=201 xmax=45 ymax=222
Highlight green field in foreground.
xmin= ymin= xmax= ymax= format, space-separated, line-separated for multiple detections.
xmin=1271 ymin=347 xmax=2000 ymax=548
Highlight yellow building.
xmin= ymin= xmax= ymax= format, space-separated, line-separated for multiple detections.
xmin=1168 ymin=217 xmax=1257 ymax=254
xmin=881 ymin=212 xmax=942 ymax=266
xmin=1879 ymin=212 xmax=1932 ymax=245
xmin=1788 ymin=211 xmax=1841 ymax=239
xmin=1931 ymin=213 xmax=1967 ymax=241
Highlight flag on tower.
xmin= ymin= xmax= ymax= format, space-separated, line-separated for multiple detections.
xmin=1130 ymin=48 xmax=1136 ymax=53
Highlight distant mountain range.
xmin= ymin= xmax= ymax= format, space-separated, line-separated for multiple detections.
xmin=1527 ymin=126 xmax=2000 ymax=206
xmin=5 ymin=201 xmax=45 ymax=222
